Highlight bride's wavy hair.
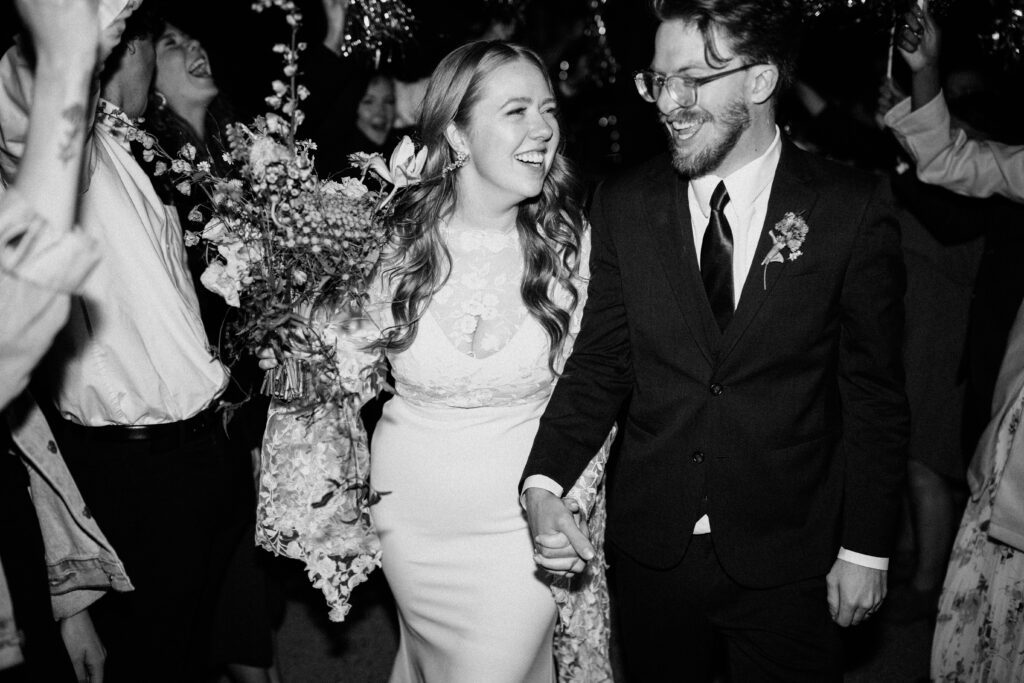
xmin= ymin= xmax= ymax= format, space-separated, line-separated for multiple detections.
xmin=377 ymin=40 xmax=586 ymax=370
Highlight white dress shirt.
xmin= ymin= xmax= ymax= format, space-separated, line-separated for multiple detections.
xmin=525 ymin=127 xmax=887 ymax=570
xmin=0 ymin=46 xmax=228 ymax=425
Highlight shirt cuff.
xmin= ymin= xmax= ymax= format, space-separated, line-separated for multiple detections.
xmin=520 ymin=475 xmax=564 ymax=509
xmin=837 ymin=547 xmax=889 ymax=571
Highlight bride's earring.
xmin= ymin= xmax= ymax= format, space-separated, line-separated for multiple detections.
xmin=442 ymin=150 xmax=468 ymax=176
xmin=154 ymin=91 xmax=169 ymax=111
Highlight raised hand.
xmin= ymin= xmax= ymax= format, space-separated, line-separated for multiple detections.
xmin=15 ymin=0 xmax=101 ymax=69
xmin=322 ymin=0 xmax=351 ymax=55
xmin=895 ymin=0 xmax=940 ymax=74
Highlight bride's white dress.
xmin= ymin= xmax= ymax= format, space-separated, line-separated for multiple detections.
xmin=375 ymin=227 xmax=560 ymax=682
xmin=256 ymin=226 xmax=613 ymax=682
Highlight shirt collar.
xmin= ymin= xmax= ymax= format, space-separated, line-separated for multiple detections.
xmin=690 ymin=126 xmax=782 ymax=219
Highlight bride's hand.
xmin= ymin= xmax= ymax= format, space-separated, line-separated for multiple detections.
xmin=257 ymin=347 xmax=279 ymax=370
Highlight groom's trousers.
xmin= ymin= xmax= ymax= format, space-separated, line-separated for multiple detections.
xmin=608 ymin=535 xmax=842 ymax=682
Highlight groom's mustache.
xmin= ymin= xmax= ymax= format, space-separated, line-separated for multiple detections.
xmin=660 ymin=110 xmax=711 ymax=128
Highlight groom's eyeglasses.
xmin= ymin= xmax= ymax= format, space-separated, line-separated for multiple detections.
xmin=633 ymin=63 xmax=761 ymax=108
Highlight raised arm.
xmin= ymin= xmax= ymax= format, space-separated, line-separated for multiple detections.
xmin=885 ymin=0 xmax=1024 ymax=202
xmin=0 ymin=0 xmax=102 ymax=410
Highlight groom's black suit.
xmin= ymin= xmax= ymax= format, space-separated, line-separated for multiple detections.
xmin=524 ymin=141 xmax=909 ymax=677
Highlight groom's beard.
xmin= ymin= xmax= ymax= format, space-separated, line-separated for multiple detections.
xmin=663 ymin=98 xmax=751 ymax=178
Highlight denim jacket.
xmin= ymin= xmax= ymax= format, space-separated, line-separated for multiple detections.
xmin=1 ymin=392 xmax=133 ymax=668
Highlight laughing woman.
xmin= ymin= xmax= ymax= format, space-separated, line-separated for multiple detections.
xmin=260 ymin=41 xmax=614 ymax=682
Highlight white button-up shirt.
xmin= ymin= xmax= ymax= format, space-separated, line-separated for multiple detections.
xmin=0 ymin=47 xmax=228 ymax=425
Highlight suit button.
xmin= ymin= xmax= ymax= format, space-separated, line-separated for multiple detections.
xmin=709 ymin=383 xmax=723 ymax=396
xmin=692 ymin=451 xmax=705 ymax=464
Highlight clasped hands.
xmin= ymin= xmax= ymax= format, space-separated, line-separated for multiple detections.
xmin=524 ymin=488 xmax=595 ymax=578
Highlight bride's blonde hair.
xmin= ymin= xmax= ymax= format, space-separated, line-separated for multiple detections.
xmin=378 ymin=40 xmax=586 ymax=370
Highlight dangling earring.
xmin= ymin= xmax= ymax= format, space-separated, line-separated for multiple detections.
xmin=442 ymin=150 xmax=468 ymax=176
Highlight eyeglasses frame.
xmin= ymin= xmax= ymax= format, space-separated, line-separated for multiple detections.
xmin=633 ymin=63 xmax=763 ymax=108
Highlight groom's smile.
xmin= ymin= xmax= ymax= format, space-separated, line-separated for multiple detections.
xmin=651 ymin=18 xmax=758 ymax=178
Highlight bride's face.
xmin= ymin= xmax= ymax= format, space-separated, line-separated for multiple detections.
xmin=451 ymin=59 xmax=560 ymax=208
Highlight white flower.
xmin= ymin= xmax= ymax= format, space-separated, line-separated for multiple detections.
xmin=248 ymin=137 xmax=291 ymax=176
xmin=200 ymin=261 xmax=242 ymax=307
xmin=322 ymin=177 xmax=369 ymax=199
xmin=181 ymin=143 xmax=197 ymax=161
xmin=202 ymin=218 xmax=233 ymax=244
xmin=387 ymin=136 xmax=427 ymax=188
xmin=187 ymin=206 xmax=203 ymax=223
xmin=175 ymin=181 xmax=192 ymax=196
xmin=183 ymin=230 xmax=201 ymax=247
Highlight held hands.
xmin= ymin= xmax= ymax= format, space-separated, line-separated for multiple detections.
xmin=60 ymin=609 xmax=106 ymax=683
xmin=896 ymin=0 xmax=940 ymax=74
xmin=524 ymin=488 xmax=595 ymax=577
xmin=826 ymin=558 xmax=888 ymax=627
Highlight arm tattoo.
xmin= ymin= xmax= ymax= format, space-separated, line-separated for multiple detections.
xmin=57 ymin=104 xmax=87 ymax=166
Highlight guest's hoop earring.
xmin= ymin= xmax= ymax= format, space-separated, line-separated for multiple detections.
xmin=442 ymin=151 xmax=468 ymax=176
xmin=154 ymin=91 xmax=169 ymax=110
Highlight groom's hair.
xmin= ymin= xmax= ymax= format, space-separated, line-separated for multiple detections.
xmin=652 ymin=0 xmax=803 ymax=90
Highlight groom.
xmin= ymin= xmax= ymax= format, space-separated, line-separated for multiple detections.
xmin=522 ymin=0 xmax=909 ymax=679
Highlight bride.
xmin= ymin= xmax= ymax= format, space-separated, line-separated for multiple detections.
xmin=260 ymin=41 xmax=612 ymax=682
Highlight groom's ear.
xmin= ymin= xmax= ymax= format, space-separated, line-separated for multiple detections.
xmin=444 ymin=121 xmax=468 ymax=156
xmin=749 ymin=64 xmax=780 ymax=105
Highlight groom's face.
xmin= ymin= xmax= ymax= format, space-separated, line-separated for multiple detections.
xmin=652 ymin=19 xmax=753 ymax=179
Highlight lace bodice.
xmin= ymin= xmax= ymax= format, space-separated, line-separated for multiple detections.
xmin=362 ymin=226 xmax=588 ymax=410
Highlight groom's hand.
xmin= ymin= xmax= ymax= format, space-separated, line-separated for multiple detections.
xmin=524 ymin=488 xmax=595 ymax=576
xmin=826 ymin=558 xmax=887 ymax=627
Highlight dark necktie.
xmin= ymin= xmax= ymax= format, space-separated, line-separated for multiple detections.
xmin=700 ymin=181 xmax=734 ymax=332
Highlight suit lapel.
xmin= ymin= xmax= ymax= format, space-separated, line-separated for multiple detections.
xmin=641 ymin=164 xmax=717 ymax=365
xmin=718 ymin=142 xmax=819 ymax=362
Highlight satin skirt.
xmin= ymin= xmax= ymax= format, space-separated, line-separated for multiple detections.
xmin=371 ymin=396 xmax=557 ymax=683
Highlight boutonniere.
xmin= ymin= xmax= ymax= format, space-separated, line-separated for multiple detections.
xmin=760 ymin=212 xmax=809 ymax=289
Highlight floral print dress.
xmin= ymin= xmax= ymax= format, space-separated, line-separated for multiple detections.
xmin=932 ymin=391 xmax=1024 ymax=681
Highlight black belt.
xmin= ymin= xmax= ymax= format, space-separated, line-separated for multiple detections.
xmin=63 ymin=405 xmax=222 ymax=443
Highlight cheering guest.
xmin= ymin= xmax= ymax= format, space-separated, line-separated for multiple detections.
xmin=0 ymin=2 xmax=233 ymax=681
xmin=0 ymin=1 xmax=132 ymax=682
xmin=886 ymin=0 xmax=1024 ymax=679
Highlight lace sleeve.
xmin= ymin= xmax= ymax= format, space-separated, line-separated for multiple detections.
xmin=255 ymin=274 xmax=393 ymax=622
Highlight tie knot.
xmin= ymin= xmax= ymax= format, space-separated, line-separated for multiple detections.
xmin=711 ymin=181 xmax=730 ymax=213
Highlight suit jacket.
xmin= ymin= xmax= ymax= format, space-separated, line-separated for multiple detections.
xmin=524 ymin=141 xmax=910 ymax=587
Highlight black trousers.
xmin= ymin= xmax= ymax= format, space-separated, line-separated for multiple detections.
xmin=0 ymin=437 xmax=76 ymax=683
xmin=58 ymin=417 xmax=232 ymax=683
xmin=608 ymin=535 xmax=842 ymax=683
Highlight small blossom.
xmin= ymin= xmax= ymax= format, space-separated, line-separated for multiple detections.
xmin=181 ymin=143 xmax=197 ymax=161
xmin=175 ymin=181 xmax=192 ymax=196
xmin=196 ymin=161 xmax=212 ymax=173
xmin=183 ymin=230 xmax=201 ymax=247
xmin=154 ymin=161 xmax=168 ymax=176
xmin=187 ymin=206 xmax=203 ymax=223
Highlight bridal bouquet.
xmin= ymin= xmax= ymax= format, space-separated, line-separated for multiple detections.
xmin=162 ymin=2 xmax=424 ymax=406
xmin=148 ymin=0 xmax=425 ymax=620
